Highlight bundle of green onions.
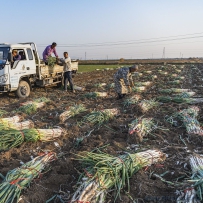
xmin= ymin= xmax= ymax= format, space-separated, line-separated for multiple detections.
xmin=17 ymin=97 xmax=50 ymax=115
xmin=132 ymin=86 xmax=146 ymax=92
xmin=47 ymin=56 xmax=56 ymax=67
xmin=138 ymin=99 xmax=159 ymax=113
xmin=174 ymin=92 xmax=196 ymax=98
xmin=170 ymin=74 xmax=178 ymax=77
xmin=159 ymin=89 xmax=172 ymax=94
xmin=123 ymin=95 xmax=141 ymax=107
xmin=177 ymin=155 xmax=203 ymax=203
xmin=151 ymin=75 xmax=157 ymax=79
xmin=175 ymin=69 xmax=182 ymax=73
xmin=0 ymin=109 xmax=7 ymax=117
xmin=59 ymin=104 xmax=86 ymax=122
xmin=84 ymin=92 xmax=108 ymax=99
xmin=128 ymin=118 xmax=157 ymax=141
xmin=94 ymin=83 xmax=107 ymax=88
xmin=134 ymin=81 xmax=151 ymax=87
xmin=166 ymin=106 xmax=203 ymax=135
xmin=0 ymin=128 xmax=63 ymax=151
xmin=0 ymin=152 xmax=57 ymax=203
xmin=156 ymin=96 xmax=172 ymax=103
xmin=160 ymin=71 xmax=168 ymax=75
xmin=159 ymin=88 xmax=190 ymax=94
xmin=145 ymin=70 xmax=152 ymax=74
xmin=0 ymin=120 xmax=34 ymax=130
xmin=80 ymin=108 xmax=119 ymax=127
xmin=167 ymin=80 xmax=181 ymax=85
xmin=106 ymin=83 xmax=115 ymax=89
xmin=71 ymin=150 xmax=166 ymax=203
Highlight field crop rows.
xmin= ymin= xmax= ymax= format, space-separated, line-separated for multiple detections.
xmin=0 ymin=64 xmax=203 ymax=202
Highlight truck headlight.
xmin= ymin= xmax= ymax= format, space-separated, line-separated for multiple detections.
xmin=0 ymin=74 xmax=8 ymax=83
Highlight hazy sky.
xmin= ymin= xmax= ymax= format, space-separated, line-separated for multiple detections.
xmin=1 ymin=0 xmax=203 ymax=59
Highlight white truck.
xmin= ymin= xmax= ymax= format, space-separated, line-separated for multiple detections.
xmin=0 ymin=42 xmax=78 ymax=98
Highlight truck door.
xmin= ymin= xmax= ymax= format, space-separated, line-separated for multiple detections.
xmin=10 ymin=49 xmax=27 ymax=89
xmin=25 ymin=48 xmax=36 ymax=74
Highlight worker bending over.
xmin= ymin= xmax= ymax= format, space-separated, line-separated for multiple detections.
xmin=114 ymin=65 xmax=138 ymax=99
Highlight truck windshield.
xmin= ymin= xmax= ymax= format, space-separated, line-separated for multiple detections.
xmin=0 ymin=47 xmax=10 ymax=69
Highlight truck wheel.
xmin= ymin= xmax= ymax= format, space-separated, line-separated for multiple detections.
xmin=16 ymin=80 xmax=30 ymax=98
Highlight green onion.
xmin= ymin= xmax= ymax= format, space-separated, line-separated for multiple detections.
xmin=0 ymin=152 xmax=57 ymax=203
xmin=84 ymin=92 xmax=108 ymax=99
xmin=80 ymin=108 xmax=119 ymax=127
xmin=123 ymin=95 xmax=141 ymax=107
xmin=71 ymin=149 xmax=165 ymax=203
xmin=128 ymin=118 xmax=158 ymax=141
xmin=0 ymin=109 xmax=7 ymax=117
xmin=59 ymin=104 xmax=86 ymax=122
xmin=138 ymin=99 xmax=159 ymax=113
xmin=0 ymin=128 xmax=63 ymax=151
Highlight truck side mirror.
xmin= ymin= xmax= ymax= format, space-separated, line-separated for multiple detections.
xmin=7 ymin=53 xmax=13 ymax=62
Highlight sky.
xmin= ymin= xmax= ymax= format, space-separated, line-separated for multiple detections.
xmin=1 ymin=0 xmax=203 ymax=59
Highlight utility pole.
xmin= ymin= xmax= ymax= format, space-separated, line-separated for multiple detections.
xmin=85 ymin=52 xmax=86 ymax=60
xmin=152 ymin=54 xmax=153 ymax=59
xmin=180 ymin=52 xmax=181 ymax=58
xmin=162 ymin=47 xmax=165 ymax=59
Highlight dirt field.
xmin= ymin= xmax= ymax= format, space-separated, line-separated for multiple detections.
xmin=0 ymin=64 xmax=203 ymax=203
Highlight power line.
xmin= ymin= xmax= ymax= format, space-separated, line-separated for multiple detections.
xmin=38 ymin=31 xmax=203 ymax=47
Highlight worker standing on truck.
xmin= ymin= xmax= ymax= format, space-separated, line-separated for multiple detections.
xmin=114 ymin=65 xmax=138 ymax=99
xmin=42 ymin=42 xmax=58 ymax=64
xmin=60 ymin=52 xmax=75 ymax=93
xmin=12 ymin=50 xmax=21 ymax=61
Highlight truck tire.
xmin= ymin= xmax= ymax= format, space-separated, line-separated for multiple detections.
xmin=16 ymin=80 xmax=30 ymax=98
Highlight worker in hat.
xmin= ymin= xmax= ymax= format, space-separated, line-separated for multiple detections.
xmin=114 ymin=65 xmax=138 ymax=99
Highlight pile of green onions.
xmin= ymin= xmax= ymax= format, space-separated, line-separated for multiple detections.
xmin=0 ymin=128 xmax=64 ymax=151
xmin=71 ymin=149 xmax=165 ymax=203
xmin=128 ymin=118 xmax=158 ymax=141
xmin=132 ymin=86 xmax=146 ymax=92
xmin=80 ymin=108 xmax=119 ymax=127
xmin=123 ymin=95 xmax=141 ymax=107
xmin=106 ymin=83 xmax=115 ymax=89
xmin=159 ymin=88 xmax=190 ymax=94
xmin=59 ymin=104 xmax=86 ymax=122
xmin=166 ymin=106 xmax=203 ymax=135
xmin=134 ymin=81 xmax=152 ymax=86
xmin=0 ymin=152 xmax=57 ymax=203
xmin=167 ymin=80 xmax=181 ymax=85
xmin=84 ymin=92 xmax=108 ymax=99
xmin=94 ymin=83 xmax=107 ymax=88
xmin=17 ymin=97 xmax=50 ymax=115
xmin=138 ymin=99 xmax=159 ymax=113
xmin=177 ymin=155 xmax=203 ymax=203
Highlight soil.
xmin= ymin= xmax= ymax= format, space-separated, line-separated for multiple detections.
xmin=1 ymin=64 xmax=203 ymax=203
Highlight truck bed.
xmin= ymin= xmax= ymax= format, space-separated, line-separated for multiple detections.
xmin=37 ymin=61 xmax=78 ymax=78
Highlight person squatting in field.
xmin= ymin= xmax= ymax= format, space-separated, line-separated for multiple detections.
xmin=114 ymin=64 xmax=138 ymax=99
xmin=60 ymin=52 xmax=75 ymax=92
xmin=42 ymin=42 xmax=58 ymax=64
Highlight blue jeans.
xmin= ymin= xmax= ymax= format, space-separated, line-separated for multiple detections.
xmin=64 ymin=71 xmax=73 ymax=91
